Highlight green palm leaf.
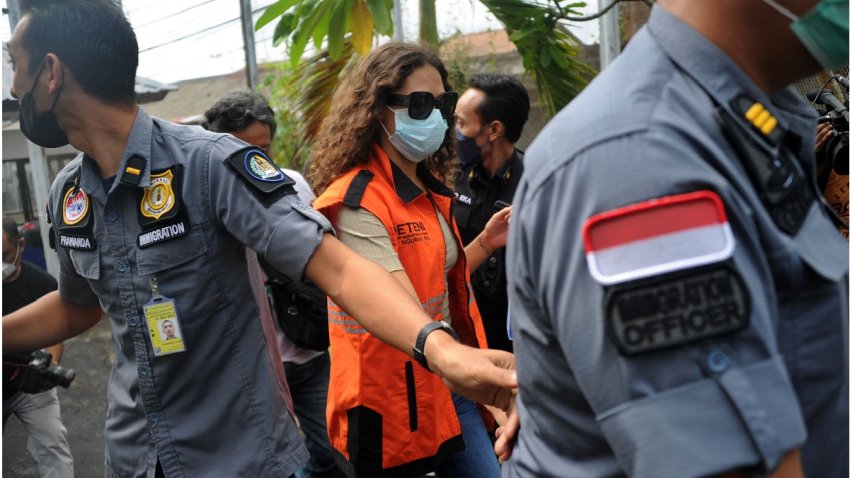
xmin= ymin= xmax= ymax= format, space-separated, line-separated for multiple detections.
xmin=480 ymin=0 xmax=594 ymax=116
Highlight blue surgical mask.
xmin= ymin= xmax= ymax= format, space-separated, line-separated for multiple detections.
xmin=382 ymin=107 xmax=448 ymax=163
xmin=455 ymin=125 xmax=490 ymax=166
xmin=762 ymin=0 xmax=849 ymax=69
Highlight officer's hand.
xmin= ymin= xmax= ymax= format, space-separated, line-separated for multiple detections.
xmin=425 ymin=332 xmax=516 ymax=409
xmin=494 ymin=395 xmax=520 ymax=463
xmin=816 ymin=122 xmax=834 ymax=152
xmin=482 ymin=206 xmax=512 ymax=251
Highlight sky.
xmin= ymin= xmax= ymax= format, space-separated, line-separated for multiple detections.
xmin=1 ymin=0 xmax=601 ymax=85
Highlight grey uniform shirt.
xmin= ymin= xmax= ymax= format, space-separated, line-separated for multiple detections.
xmin=505 ymin=6 xmax=848 ymax=478
xmin=48 ymin=108 xmax=331 ymax=478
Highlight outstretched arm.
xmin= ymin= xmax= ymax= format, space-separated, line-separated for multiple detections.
xmin=305 ymin=233 xmax=517 ymax=408
xmin=3 ymin=291 xmax=102 ymax=353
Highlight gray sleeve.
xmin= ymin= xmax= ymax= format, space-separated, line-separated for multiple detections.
xmin=508 ymin=133 xmax=805 ymax=477
xmin=282 ymin=169 xmax=317 ymax=205
xmin=206 ymin=137 xmax=332 ymax=281
xmin=336 ymin=206 xmax=404 ymax=273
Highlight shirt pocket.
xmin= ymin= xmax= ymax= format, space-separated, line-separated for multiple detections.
xmin=69 ymin=248 xmax=101 ymax=280
xmin=135 ymin=223 xmax=208 ymax=276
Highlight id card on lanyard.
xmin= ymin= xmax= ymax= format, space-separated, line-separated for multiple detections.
xmin=144 ymin=275 xmax=186 ymax=356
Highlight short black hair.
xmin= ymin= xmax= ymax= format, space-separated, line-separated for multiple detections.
xmin=201 ymin=89 xmax=277 ymax=137
xmin=2 ymin=218 xmax=20 ymax=242
xmin=468 ymin=73 xmax=530 ymax=144
xmin=19 ymin=0 xmax=138 ymax=104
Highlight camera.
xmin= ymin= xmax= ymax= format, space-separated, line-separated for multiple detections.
xmin=810 ymin=77 xmax=849 ymax=175
xmin=3 ymin=350 xmax=76 ymax=397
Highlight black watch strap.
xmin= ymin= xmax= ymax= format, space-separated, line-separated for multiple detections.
xmin=412 ymin=320 xmax=459 ymax=372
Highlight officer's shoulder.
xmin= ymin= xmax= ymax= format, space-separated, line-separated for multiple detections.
xmin=524 ymin=60 xmax=712 ymax=191
xmin=152 ymin=118 xmax=249 ymax=165
xmin=50 ymin=154 xmax=84 ymax=193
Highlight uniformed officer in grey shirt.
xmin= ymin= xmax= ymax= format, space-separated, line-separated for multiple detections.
xmin=498 ymin=1 xmax=848 ymax=477
xmin=2 ymin=1 xmax=517 ymax=477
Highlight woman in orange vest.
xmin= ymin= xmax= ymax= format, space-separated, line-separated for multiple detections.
xmin=310 ymin=43 xmax=510 ymax=477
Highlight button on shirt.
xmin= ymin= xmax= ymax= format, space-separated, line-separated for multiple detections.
xmin=505 ymin=6 xmax=847 ymax=478
xmin=48 ymin=108 xmax=331 ymax=478
xmin=454 ymin=151 xmax=523 ymax=352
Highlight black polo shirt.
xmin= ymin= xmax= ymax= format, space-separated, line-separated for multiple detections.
xmin=453 ymin=149 xmax=523 ymax=352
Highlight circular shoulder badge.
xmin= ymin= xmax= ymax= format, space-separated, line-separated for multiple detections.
xmin=243 ymin=150 xmax=284 ymax=182
xmin=141 ymin=170 xmax=176 ymax=220
xmin=63 ymin=188 xmax=89 ymax=225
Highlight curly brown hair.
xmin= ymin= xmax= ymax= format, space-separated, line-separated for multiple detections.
xmin=309 ymin=42 xmax=457 ymax=195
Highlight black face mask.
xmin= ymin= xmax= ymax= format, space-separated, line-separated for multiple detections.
xmin=19 ymin=61 xmax=69 ymax=148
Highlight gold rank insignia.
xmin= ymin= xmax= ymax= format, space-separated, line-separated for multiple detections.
xmin=140 ymin=169 xmax=176 ymax=220
xmin=62 ymin=187 xmax=90 ymax=226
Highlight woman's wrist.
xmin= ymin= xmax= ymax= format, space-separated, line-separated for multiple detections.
xmin=475 ymin=231 xmax=494 ymax=256
xmin=477 ymin=233 xmax=494 ymax=255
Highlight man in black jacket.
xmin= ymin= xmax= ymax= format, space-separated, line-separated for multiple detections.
xmin=453 ymin=73 xmax=530 ymax=352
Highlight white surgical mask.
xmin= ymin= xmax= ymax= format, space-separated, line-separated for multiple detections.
xmin=3 ymin=241 xmax=21 ymax=281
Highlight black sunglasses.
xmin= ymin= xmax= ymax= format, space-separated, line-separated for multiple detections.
xmin=387 ymin=91 xmax=458 ymax=120
xmin=223 ymin=105 xmax=274 ymax=123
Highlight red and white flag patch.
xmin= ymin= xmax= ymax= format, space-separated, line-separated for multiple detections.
xmin=583 ymin=191 xmax=735 ymax=285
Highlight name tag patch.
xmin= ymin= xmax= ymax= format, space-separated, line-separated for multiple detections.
xmin=605 ymin=266 xmax=750 ymax=355
xmin=137 ymin=221 xmax=188 ymax=248
xmin=59 ymin=234 xmax=95 ymax=250
xmin=455 ymin=192 xmax=473 ymax=205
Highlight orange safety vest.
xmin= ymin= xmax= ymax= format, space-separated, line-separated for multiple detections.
xmin=313 ymin=145 xmax=489 ymax=477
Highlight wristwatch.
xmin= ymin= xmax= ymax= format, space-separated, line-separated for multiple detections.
xmin=412 ymin=320 xmax=459 ymax=372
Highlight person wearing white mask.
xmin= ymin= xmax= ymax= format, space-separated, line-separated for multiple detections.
xmin=3 ymin=217 xmax=74 ymax=478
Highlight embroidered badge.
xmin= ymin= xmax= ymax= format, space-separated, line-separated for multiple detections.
xmin=582 ymin=191 xmax=735 ymax=286
xmin=224 ymin=147 xmax=296 ymax=206
xmin=57 ymin=176 xmax=97 ymax=250
xmin=244 ymin=150 xmax=284 ymax=182
xmin=140 ymin=169 xmax=176 ymax=220
xmin=605 ymin=266 xmax=750 ymax=355
xmin=62 ymin=188 xmax=89 ymax=226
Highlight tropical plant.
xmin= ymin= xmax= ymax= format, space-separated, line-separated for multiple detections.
xmin=261 ymin=41 xmax=356 ymax=171
xmin=256 ymin=0 xmax=596 ymax=167
xmin=479 ymin=1 xmax=594 ymax=116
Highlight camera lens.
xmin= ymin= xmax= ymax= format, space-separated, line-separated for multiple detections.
xmin=46 ymin=364 xmax=76 ymax=389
